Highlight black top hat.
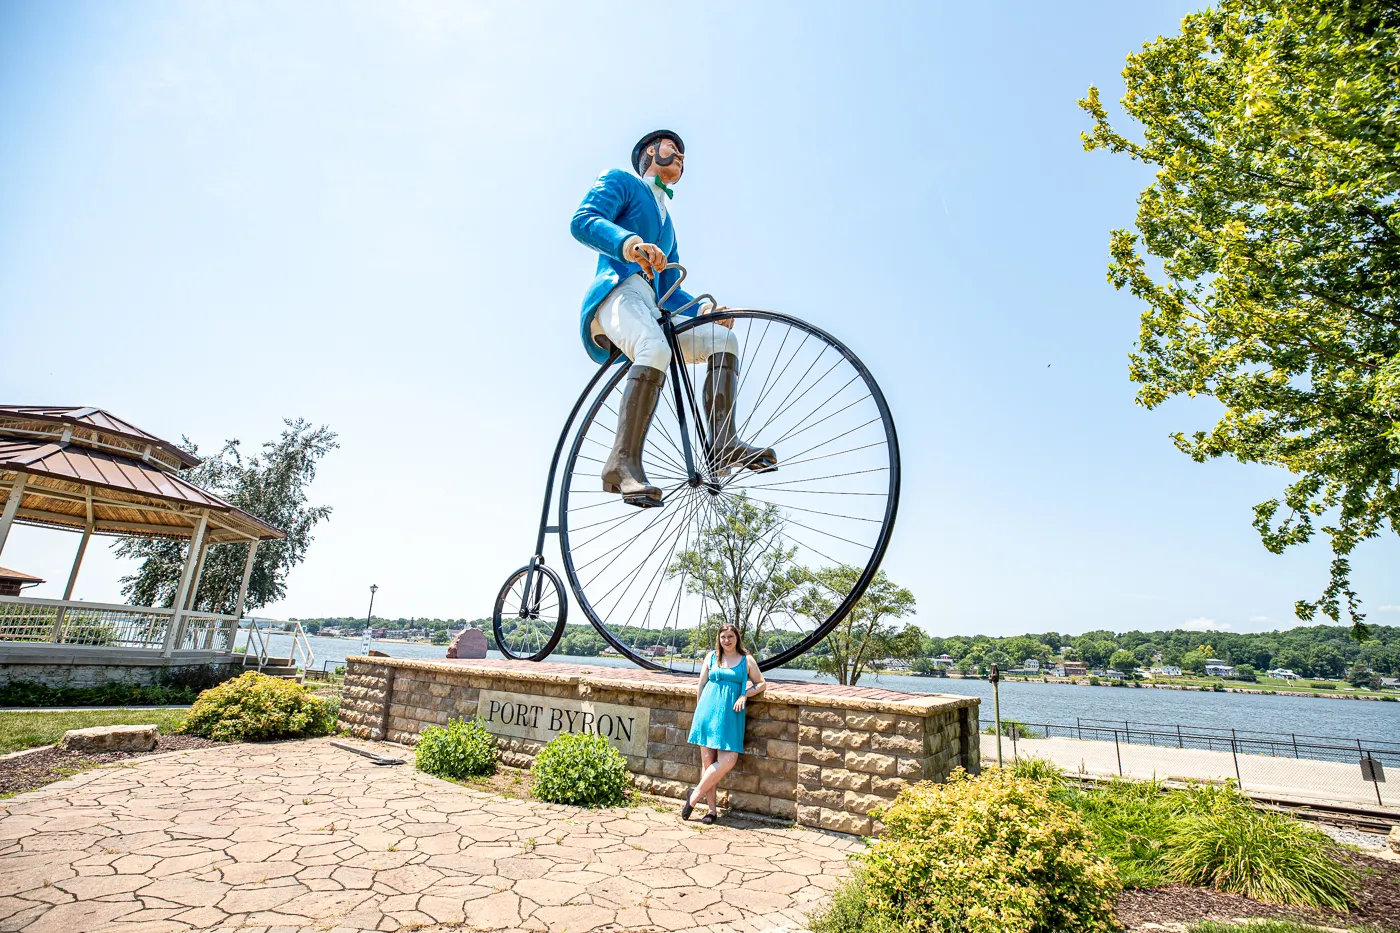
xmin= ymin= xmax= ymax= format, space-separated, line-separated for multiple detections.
xmin=632 ymin=130 xmax=685 ymax=174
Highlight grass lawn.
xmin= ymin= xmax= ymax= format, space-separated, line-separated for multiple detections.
xmin=0 ymin=708 xmax=189 ymax=755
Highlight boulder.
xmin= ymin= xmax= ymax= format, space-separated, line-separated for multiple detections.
xmin=448 ymin=627 xmax=488 ymax=659
xmin=59 ymin=724 xmax=158 ymax=753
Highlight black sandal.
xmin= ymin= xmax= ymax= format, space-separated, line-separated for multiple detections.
xmin=680 ymin=795 xmax=695 ymax=820
xmin=700 ymin=813 xmax=716 ymax=825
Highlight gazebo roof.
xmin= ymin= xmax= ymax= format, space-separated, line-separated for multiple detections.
xmin=0 ymin=409 xmax=284 ymax=544
xmin=0 ymin=406 xmax=202 ymax=471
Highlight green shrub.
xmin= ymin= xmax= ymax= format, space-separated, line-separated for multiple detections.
xmin=809 ymin=869 xmax=899 ymax=933
xmin=1057 ymin=779 xmax=1175 ymax=888
xmin=982 ymin=719 xmax=1036 ymax=739
xmin=416 ymin=718 xmax=497 ymax=779
xmin=841 ymin=769 xmax=1120 ymax=933
xmin=0 ymin=679 xmax=200 ymax=707
xmin=1008 ymin=756 xmax=1063 ymax=785
xmin=531 ymin=732 xmax=631 ymax=807
xmin=1162 ymin=784 xmax=1355 ymax=909
xmin=176 ymin=671 xmax=336 ymax=742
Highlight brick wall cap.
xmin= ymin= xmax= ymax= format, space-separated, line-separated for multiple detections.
xmin=345 ymin=657 xmax=977 ymax=715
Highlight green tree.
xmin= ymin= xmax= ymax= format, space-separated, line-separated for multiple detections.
xmin=1109 ymin=649 xmax=1138 ymax=676
xmin=796 ymin=568 xmax=916 ymax=686
xmin=116 ymin=419 xmax=338 ymax=614
xmin=1181 ymin=650 xmax=1208 ymax=675
xmin=668 ymin=493 xmax=808 ymax=652
xmin=1080 ymin=0 xmax=1400 ymax=640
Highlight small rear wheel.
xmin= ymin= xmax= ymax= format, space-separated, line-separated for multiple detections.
xmin=492 ymin=563 xmax=567 ymax=661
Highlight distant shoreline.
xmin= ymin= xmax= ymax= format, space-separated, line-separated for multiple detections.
xmin=927 ymin=673 xmax=1399 ymax=703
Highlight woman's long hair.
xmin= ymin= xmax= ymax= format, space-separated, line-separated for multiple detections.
xmin=714 ymin=623 xmax=746 ymax=662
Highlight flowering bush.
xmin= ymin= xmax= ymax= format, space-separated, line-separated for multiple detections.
xmin=177 ymin=671 xmax=336 ymax=742
xmin=814 ymin=768 xmax=1119 ymax=933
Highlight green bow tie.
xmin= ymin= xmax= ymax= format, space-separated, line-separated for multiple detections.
xmin=652 ymin=176 xmax=674 ymax=199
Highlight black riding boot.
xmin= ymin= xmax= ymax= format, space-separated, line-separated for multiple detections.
xmin=704 ymin=352 xmax=777 ymax=473
xmin=602 ymin=365 xmax=666 ymax=508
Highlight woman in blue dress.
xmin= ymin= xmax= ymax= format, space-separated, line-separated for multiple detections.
xmin=682 ymin=623 xmax=767 ymax=822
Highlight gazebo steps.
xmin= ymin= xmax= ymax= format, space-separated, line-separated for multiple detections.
xmin=243 ymin=656 xmax=301 ymax=679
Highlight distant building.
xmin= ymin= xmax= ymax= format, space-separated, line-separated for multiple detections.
xmin=1022 ymin=659 xmax=1040 ymax=672
xmin=1150 ymin=665 xmax=1183 ymax=677
xmin=0 ymin=566 xmax=44 ymax=597
xmin=645 ymin=645 xmax=668 ymax=657
xmin=1055 ymin=661 xmax=1088 ymax=677
xmin=931 ymin=654 xmax=955 ymax=668
xmin=1204 ymin=659 xmax=1235 ymax=678
xmin=1266 ymin=668 xmax=1301 ymax=681
xmin=1099 ymin=670 xmax=1125 ymax=681
xmin=1380 ymin=677 xmax=1400 ymax=689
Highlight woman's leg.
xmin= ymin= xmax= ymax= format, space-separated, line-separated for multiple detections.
xmin=690 ymin=750 xmax=740 ymax=806
xmin=689 ymin=747 xmax=717 ymax=807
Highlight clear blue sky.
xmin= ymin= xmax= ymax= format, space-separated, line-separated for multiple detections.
xmin=3 ymin=1 xmax=1396 ymax=636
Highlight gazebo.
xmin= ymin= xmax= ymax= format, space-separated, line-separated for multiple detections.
xmin=0 ymin=406 xmax=287 ymax=678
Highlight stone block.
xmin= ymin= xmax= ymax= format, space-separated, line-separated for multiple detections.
xmin=759 ymin=776 xmax=797 ymax=799
xmin=797 ymin=804 xmax=822 ymax=827
xmin=747 ymin=719 xmax=795 ymax=740
xmin=766 ymin=704 xmax=798 ymax=722
xmin=820 ymin=768 xmax=870 ymax=792
xmin=660 ymin=760 xmax=700 ymax=784
xmin=798 ymin=763 xmax=823 ymax=788
xmin=800 ymin=745 xmax=842 ymax=766
xmin=649 ymin=724 xmax=668 ymax=742
xmin=846 ymin=751 xmax=897 ymax=775
xmin=844 ymin=791 xmax=888 ymax=816
xmin=871 ymin=733 xmax=922 ymax=756
xmin=896 ymin=756 xmax=924 ymax=779
xmin=799 ymin=708 xmax=844 ymax=728
xmin=870 ymin=775 xmax=905 ymax=798
xmin=798 ymin=725 xmax=822 ymax=744
xmin=797 ymin=786 xmax=843 ymax=809
xmin=650 ymin=778 xmax=689 ymax=800
xmin=819 ymin=808 xmax=872 ymax=835
xmin=845 ymin=712 xmax=896 ymax=732
xmin=727 ymin=791 xmax=773 ymax=815
xmin=722 ymin=771 xmax=761 ymax=794
xmin=765 ymin=739 xmax=799 ymax=761
xmin=753 ymin=756 xmax=797 ymax=780
xmin=895 ymin=716 xmax=924 ymax=737
xmin=822 ymin=729 xmax=871 ymax=751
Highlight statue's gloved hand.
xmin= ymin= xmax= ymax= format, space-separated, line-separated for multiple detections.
xmin=626 ymin=241 xmax=668 ymax=278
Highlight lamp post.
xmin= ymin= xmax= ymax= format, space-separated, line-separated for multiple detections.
xmin=362 ymin=584 xmax=378 ymax=656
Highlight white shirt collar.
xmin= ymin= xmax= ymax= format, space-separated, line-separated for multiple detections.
xmin=639 ymin=172 xmax=668 ymax=222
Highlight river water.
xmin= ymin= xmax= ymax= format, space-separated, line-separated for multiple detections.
xmin=240 ymin=633 xmax=1400 ymax=745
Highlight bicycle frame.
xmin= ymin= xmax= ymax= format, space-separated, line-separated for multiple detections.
xmin=519 ymin=265 xmax=714 ymax=617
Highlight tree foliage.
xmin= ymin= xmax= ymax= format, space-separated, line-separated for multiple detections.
xmin=668 ymin=494 xmax=808 ymax=651
xmin=798 ymin=567 xmax=918 ymax=685
xmin=1080 ymin=0 xmax=1400 ymax=638
xmin=116 ymin=419 xmax=338 ymax=614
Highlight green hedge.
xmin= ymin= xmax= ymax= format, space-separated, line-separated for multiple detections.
xmin=531 ymin=732 xmax=631 ymax=807
xmin=416 ymin=718 xmax=498 ymax=779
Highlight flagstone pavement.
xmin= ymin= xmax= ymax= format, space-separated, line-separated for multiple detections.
xmin=0 ymin=737 xmax=861 ymax=933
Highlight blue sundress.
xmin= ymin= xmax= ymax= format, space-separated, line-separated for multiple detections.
xmin=687 ymin=651 xmax=748 ymax=752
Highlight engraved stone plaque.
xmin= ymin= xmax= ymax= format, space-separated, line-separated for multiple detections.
xmin=477 ymin=689 xmax=651 ymax=757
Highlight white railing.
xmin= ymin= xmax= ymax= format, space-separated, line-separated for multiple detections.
xmin=0 ymin=595 xmax=237 ymax=653
xmin=237 ymin=618 xmax=315 ymax=672
xmin=289 ymin=620 xmax=315 ymax=671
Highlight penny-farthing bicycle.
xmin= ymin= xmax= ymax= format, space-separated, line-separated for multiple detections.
xmin=492 ymin=265 xmax=899 ymax=672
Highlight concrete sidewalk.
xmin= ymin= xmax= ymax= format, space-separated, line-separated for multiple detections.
xmin=985 ymin=735 xmax=1398 ymax=809
xmin=0 ymin=736 xmax=858 ymax=933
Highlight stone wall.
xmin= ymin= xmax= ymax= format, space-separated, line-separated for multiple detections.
xmin=341 ymin=658 xmax=979 ymax=836
xmin=0 ymin=655 xmax=238 ymax=688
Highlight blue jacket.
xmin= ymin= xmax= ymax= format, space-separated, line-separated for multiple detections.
xmin=571 ymin=169 xmax=702 ymax=364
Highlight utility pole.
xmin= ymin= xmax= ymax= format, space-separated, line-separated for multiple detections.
xmin=362 ymin=584 xmax=378 ymax=656
xmin=990 ymin=663 xmax=1003 ymax=769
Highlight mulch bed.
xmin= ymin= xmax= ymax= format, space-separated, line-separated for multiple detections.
xmin=1118 ymin=850 xmax=1400 ymax=931
xmin=0 ymin=734 xmax=223 ymax=797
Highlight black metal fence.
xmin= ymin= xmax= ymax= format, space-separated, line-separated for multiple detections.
xmin=977 ymin=716 xmax=1399 ymax=808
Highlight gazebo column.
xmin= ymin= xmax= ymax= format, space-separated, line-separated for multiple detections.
xmin=0 ymin=473 xmax=27 ymax=561
xmin=227 ymin=539 xmax=259 ymax=651
xmin=163 ymin=510 xmax=209 ymax=657
xmin=50 ymin=510 xmax=94 ymax=642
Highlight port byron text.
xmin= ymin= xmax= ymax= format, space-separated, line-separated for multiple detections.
xmin=476 ymin=689 xmax=651 ymax=757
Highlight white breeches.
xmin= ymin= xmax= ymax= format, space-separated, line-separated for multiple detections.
xmin=590 ymin=274 xmax=737 ymax=372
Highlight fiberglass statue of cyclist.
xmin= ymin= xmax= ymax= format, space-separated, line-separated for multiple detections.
xmin=571 ymin=130 xmax=778 ymax=509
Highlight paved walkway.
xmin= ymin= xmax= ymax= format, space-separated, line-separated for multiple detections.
xmin=989 ymin=736 xmax=1399 ymax=809
xmin=0 ymin=738 xmax=858 ymax=933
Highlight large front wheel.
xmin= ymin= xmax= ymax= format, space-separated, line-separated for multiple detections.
xmin=558 ymin=310 xmax=900 ymax=672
